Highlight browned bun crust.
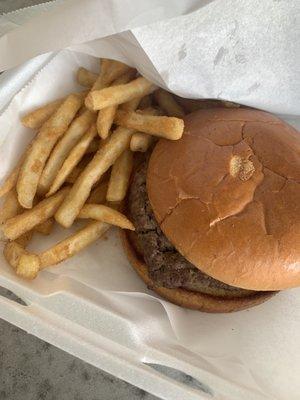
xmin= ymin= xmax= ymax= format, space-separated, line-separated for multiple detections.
xmin=147 ymin=108 xmax=300 ymax=291
xmin=121 ymin=230 xmax=277 ymax=313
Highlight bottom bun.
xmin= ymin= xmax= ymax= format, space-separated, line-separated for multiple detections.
xmin=121 ymin=230 xmax=277 ymax=313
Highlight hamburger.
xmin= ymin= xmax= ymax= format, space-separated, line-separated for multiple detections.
xmin=122 ymin=107 xmax=300 ymax=313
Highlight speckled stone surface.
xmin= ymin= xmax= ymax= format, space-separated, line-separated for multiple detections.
xmin=0 ymin=287 xmax=160 ymax=400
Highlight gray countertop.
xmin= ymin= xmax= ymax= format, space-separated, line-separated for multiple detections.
xmin=0 ymin=1 xmax=158 ymax=399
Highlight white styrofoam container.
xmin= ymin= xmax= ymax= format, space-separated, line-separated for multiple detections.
xmin=0 ymin=54 xmax=280 ymax=400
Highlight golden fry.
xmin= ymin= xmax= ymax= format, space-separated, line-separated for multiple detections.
xmin=154 ymin=89 xmax=185 ymax=118
xmin=114 ymin=109 xmax=184 ymax=140
xmin=38 ymin=109 xmax=96 ymax=195
xmin=87 ymin=181 xmax=109 ymax=204
xmin=85 ymin=77 xmax=157 ymax=111
xmin=107 ymin=150 xmax=133 ymax=202
xmin=17 ymin=94 xmax=83 ymax=208
xmin=78 ymin=204 xmax=135 ymax=230
xmin=35 ymin=218 xmax=54 ymax=235
xmin=130 ymin=132 xmax=154 ymax=152
xmin=97 ymin=69 xmax=136 ymax=139
xmin=0 ymin=190 xmax=22 ymax=225
xmin=76 ymin=67 xmax=98 ymax=87
xmin=39 ymin=221 xmax=110 ymax=268
xmin=55 ymin=126 xmax=134 ymax=227
xmin=15 ymin=230 xmax=33 ymax=247
xmin=21 ymin=99 xmax=64 ymax=129
xmin=138 ymin=95 xmax=152 ymax=110
xmin=85 ymin=138 xmax=99 ymax=154
xmin=47 ymin=124 xmax=98 ymax=196
xmin=4 ymin=241 xmax=40 ymax=279
xmin=3 ymin=187 xmax=70 ymax=240
xmin=0 ymin=154 xmax=25 ymax=198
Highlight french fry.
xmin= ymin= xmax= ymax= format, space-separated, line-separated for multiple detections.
xmin=0 ymin=190 xmax=22 ymax=225
xmin=0 ymin=155 xmax=24 ymax=198
xmin=20 ymin=91 xmax=88 ymax=130
xmin=38 ymin=109 xmax=96 ymax=195
xmin=87 ymin=181 xmax=109 ymax=204
xmin=130 ymin=132 xmax=154 ymax=152
xmin=78 ymin=204 xmax=135 ymax=230
xmin=90 ymin=59 xmax=131 ymax=93
xmin=21 ymin=99 xmax=64 ymax=129
xmin=65 ymin=155 xmax=92 ymax=184
xmin=15 ymin=230 xmax=33 ymax=247
xmin=35 ymin=218 xmax=54 ymax=235
xmin=17 ymin=94 xmax=83 ymax=209
xmin=65 ymin=165 xmax=82 ymax=184
xmin=138 ymin=95 xmax=152 ymax=110
xmin=114 ymin=109 xmax=184 ymax=140
xmin=85 ymin=138 xmax=99 ymax=154
xmin=97 ymin=69 xmax=136 ymax=139
xmin=154 ymin=89 xmax=185 ymax=118
xmin=120 ymin=96 xmax=142 ymax=112
xmin=4 ymin=241 xmax=40 ymax=279
xmin=89 ymin=59 xmax=112 ymax=92
xmin=47 ymin=124 xmax=98 ymax=196
xmin=76 ymin=67 xmax=98 ymax=87
xmin=3 ymin=187 xmax=70 ymax=240
xmin=55 ymin=126 xmax=135 ymax=227
xmin=39 ymin=221 xmax=110 ymax=268
xmin=85 ymin=77 xmax=157 ymax=111
xmin=107 ymin=150 xmax=133 ymax=202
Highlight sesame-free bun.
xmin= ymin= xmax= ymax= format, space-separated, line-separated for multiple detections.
xmin=121 ymin=230 xmax=276 ymax=313
xmin=147 ymin=108 xmax=300 ymax=291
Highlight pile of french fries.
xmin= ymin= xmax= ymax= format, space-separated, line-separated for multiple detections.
xmin=0 ymin=58 xmax=188 ymax=280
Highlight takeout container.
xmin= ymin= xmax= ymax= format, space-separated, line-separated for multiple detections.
xmin=0 ymin=2 xmax=299 ymax=399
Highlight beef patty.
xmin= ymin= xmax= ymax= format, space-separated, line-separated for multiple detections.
xmin=128 ymin=159 xmax=256 ymax=298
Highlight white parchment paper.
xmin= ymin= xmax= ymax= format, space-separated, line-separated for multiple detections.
xmin=0 ymin=1 xmax=299 ymax=399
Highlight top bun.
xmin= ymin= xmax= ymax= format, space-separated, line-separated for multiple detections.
xmin=147 ymin=108 xmax=300 ymax=291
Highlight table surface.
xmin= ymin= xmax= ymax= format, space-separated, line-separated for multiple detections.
xmin=0 ymin=1 xmax=159 ymax=399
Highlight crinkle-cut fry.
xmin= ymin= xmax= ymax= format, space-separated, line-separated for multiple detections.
xmin=154 ymin=89 xmax=185 ymax=118
xmin=78 ymin=204 xmax=134 ymax=230
xmin=35 ymin=218 xmax=54 ymax=235
xmin=3 ymin=187 xmax=70 ymax=240
xmin=55 ymin=126 xmax=135 ymax=228
xmin=77 ymin=67 xmax=98 ymax=87
xmin=106 ymin=149 xmax=133 ymax=202
xmin=0 ymin=190 xmax=22 ymax=225
xmin=39 ymin=220 xmax=110 ymax=268
xmin=97 ymin=69 xmax=136 ymax=139
xmin=21 ymin=99 xmax=64 ymax=129
xmin=130 ymin=132 xmax=154 ymax=152
xmin=87 ymin=181 xmax=109 ymax=204
xmin=46 ymin=124 xmax=98 ymax=197
xmin=4 ymin=241 xmax=40 ymax=279
xmin=115 ymin=109 xmax=184 ymax=140
xmin=38 ymin=109 xmax=96 ymax=195
xmin=85 ymin=77 xmax=157 ymax=111
xmin=17 ymin=94 xmax=83 ymax=209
